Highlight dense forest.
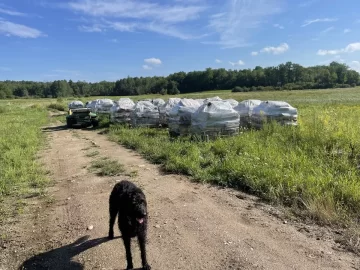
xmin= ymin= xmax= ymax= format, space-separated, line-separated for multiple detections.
xmin=0 ymin=61 xmax=359 ymax=99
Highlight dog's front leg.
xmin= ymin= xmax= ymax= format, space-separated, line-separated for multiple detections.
xmin=138 ymin=233 xmax=151 ymax=270
xmin=123 ymin=236 xmax=134 ymax=269
xmin=108 ymin=204 xmax=117 ymax=239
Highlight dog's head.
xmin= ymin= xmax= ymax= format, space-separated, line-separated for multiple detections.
xmin=131 ymin=193 xmax=147 ymax=224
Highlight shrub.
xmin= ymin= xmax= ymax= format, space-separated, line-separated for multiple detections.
xmin=47 ymin=103 xmax=66 ymax=111
xmin=232 ymin=86 xmax=243 ymax=92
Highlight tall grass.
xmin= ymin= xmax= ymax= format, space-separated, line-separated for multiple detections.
xmin=0 ymin=104 xmax=49 ymax=198
xmin=108 ymin=104 xmax=360 ymax=224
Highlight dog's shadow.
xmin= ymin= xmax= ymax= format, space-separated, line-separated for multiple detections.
xmin=19 ymin=235 xmax=127 ymax=270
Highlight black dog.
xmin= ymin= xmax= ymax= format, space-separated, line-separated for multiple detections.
xmin=108 ymin=180 xmax=151 ymax=270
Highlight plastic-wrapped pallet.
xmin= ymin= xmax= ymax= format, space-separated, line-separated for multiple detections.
xmin=131 ymin=101 xmax=160 ymax=128
xmin=110 ymin=98 xmax=135 ymax=124
xmin=159 ymin=98 xmax=181 ymax=126
xmin=95 ymin=99 xmax=114 ymax=114
xmin=168 ymin=99 xmax=201 ymax=136
xmin=234 ymin=99 xmax=262 ymax=128
xmin=203 ymin=96 xmax=222 ymax=104
xmin=224 ymin=99 xmax=239 ymax=108
xmin=68 ymin=101 xmax=84 ymax=109
xmin=191 ymin=100 xmax=240 ymax=138
xmin=195 ymin=99 xmax=205 ymax=104
xmin=251 ymin=101 xmax=298 ymax=129
xmin=86 ymin=100 xmax=98 ymax=113
xmin=152 ymin=98 xmax=165 ymax=107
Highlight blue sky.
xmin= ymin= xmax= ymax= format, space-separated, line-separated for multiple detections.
xmin=0 ymin=0 xmax=360 ymax=82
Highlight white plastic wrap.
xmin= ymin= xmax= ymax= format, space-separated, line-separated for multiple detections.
xmin=203 ymin=96 xmax=222 ymax=103
xmin=159 ymin=98 xmax=181 ymax=126
xmin=68 ymin=101 xmax=84 ymax=109
xmin=234 ymin=99 xmax=262 ymax=128
xmin=251 ymin=101 xmax=298 ymax=129
xmin=95 ymin=99 xmax=114 ymax=114
xmin=131 ymin=101 xmax=160 ymax=127
xmin=195 ymin=99 xmax=205 ymax=104
xmin=191 ymin=100 xmax=240 ymax=137
xmin=110 ymin=98 xmax=135 ymax=124
xmin=86 ymin=100 xmax=98 ymax=113
xmin=152 ymin=98 xmax=165 ymax=107
xmin=224 ymin=99 xmax=239 ymax=108
xmin=168 ymin=99 xmax=201 ymax=136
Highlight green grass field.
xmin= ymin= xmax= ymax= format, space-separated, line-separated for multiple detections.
xmin=105 ymin=87 xmax=360 ymax=225
xmin=0 ymin=101 xmax=49 ymax=219
xmin=1 ymin=87 xmax=360 ymax=226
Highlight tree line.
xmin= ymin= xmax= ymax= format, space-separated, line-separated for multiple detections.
xmin=0 ymin=61 xmax=359 ymax=99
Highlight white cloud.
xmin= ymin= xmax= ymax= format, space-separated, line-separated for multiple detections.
xmin=68 ymin=0 xmax=207 ymax=23
xmin=317 ymin=49 xmax=339 ymax=56
xmin=144 ymin=58 xmax=162 ymax=65
xmin=301 ymin=18 xmax=338 ymax=27
xmin=67 ymin=0 xmax=208 ymax=40
xmin=319 ymin=55 xmax=345 ymax=65
xmin=344 ymin=29 xmax=351 ymax=34
xmin=350 ymin=61 xmax=360 ymax=72
xmin=229 ymin=60 xmax=245 ymax=66
xmin=215 ymin=59 xmax=222 ymax=63
xmin=205 ymin=0 xmax=284 ymax=49
xmin=317 ymin=42 xmax=360 ymax=56
xmin=251 ymin=51 xmax=258 ymax=56
xmin=0 ymin=66 xmax=11 ymax=71
xmin=260 ymin=43 xmax=289 ymax=55
xmin=142 ymin=65 xmax=152 ymax=70
xmin=78 ymin=24 xmax=103 ymax=32
xmin=273 ymin=23 xmax=284 ymax=29
xmin=0 ymin=20 xmax=44 ymax=38
xmin=321 ymin=26 xmax=334 ymax=34
xmin=0 ymin=8 xmax=26 ymax=16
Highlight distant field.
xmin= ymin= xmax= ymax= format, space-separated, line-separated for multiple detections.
xmin=4 ymin=87 xmax=360 ymax=108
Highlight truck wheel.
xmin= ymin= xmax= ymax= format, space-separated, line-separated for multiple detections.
xmin=92 ymin=119 xmax=99 ymax=128
xmin=66 ymin=119 xmax=73 ymax=128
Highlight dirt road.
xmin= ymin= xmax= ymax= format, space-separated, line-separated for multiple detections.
xmin=1 ymin=124 xmax=359 ymax=270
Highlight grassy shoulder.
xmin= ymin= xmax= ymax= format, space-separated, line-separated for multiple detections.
xmin=107 ymin=103 xmax=360 ymax=228
xmin=0 ymin=102 xmax=49 ymax=220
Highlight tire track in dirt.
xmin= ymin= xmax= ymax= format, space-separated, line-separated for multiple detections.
xmin=1 ymin=124 xmax=360 ymax=270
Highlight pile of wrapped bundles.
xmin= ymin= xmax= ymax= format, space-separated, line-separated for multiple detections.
xmin=234 ymin=99 xmax=262 ymax=128
xmin=86 ymin=100 xmax=98 ymax=112
xmin=68 ymin=100 xmax=84 ymax=109
xmin=95 ymin=99 xmax=114 ymax=114
xmin=152 ymin=98 xmax=165 ymax=107
xmin=159 ymin=98 xmax=181 ymax=126
xmin=224 ymin=99 xmax=239 ymax=108
xmin=203 ymin=96 xmax=222 ymax=103
xmin=195 ymin=99 xmax=205 ymax=104
xmin=191 ymin=100 xmax=240 ymax=138
xmin=168 ymin=98 xmax=201 ymax=137
xmin=131 ymin=101 xmax=160 ymax=128
xmin=251 ymin=101 xmax=298 ymax=129
xmin=110 ymin=98 xmax=135 ymax=124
